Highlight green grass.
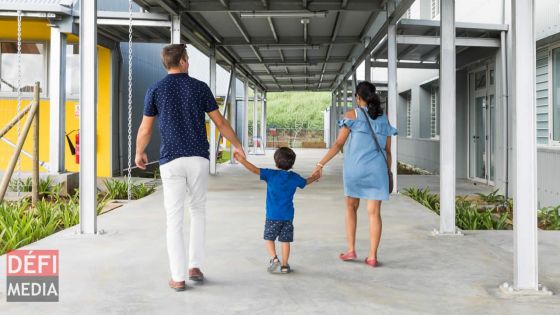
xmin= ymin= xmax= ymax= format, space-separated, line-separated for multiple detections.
xmin=217 ymin=150 xmax=231 ymax=164
xmin=247 ymin=92 xmax=330 ymax=130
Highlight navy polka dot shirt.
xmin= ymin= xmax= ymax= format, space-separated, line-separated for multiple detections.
xmin=144 ymin=73 xmax=219 ymax=165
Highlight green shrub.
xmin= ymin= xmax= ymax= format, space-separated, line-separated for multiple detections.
xmin=404 ymin=187 xmax=510 ymax=230
xmin=104 ymin=178 xmax=156 ymax=200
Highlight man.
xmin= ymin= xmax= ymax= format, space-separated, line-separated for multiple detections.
xmin=135 ymin=44 xmax=244 ymax=292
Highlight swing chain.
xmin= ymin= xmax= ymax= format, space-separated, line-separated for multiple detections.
xmin=127 ymin=0 xmax=133 ymax=201
xmin=16 ymin=11 xmax=22 ymax=196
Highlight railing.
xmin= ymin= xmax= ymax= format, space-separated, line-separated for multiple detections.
xmin=0 ymin=82 xmax=40 ymax=205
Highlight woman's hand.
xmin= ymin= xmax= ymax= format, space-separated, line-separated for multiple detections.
xmin=312 ymin=164 xmax=323 ymax=180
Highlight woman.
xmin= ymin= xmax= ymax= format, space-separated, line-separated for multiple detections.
xmin=313 ymin=81 xmax=397 ymax=267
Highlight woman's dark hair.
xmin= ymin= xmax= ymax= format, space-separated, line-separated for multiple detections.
xmin=274 ymin=147 xmax=296 ymax=170
xmin=356 ymin=81 xmax=382 ymax=119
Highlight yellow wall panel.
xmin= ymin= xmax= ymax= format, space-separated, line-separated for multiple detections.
xmin=0 ymin=18 xmax=113 ymax=177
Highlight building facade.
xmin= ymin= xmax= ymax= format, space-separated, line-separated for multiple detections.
xmin=396 ymin=0 xmax=559 ymax=207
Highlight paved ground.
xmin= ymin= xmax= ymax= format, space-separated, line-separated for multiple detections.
xmin=0 ymin=149 xmax=559 ymax=314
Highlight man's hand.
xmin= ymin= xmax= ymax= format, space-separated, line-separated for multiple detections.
xmin=233 ymin=150 xmax=246 ymax=162
xmin=233 ymin=146 xmax=246 ymax=160
xmin=135 ymin=152 xmax=148 ymax=170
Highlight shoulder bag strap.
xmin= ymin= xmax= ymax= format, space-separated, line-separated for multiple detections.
xmin=358 ymin=107 xmax=390 ymax=171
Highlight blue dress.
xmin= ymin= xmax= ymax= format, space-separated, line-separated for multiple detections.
xmin=338 ymin=108 xmax=398 ymax=200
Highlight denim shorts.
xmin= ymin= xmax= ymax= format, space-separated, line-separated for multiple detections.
xmin=263 ymin=219 xmax=294 ymax=242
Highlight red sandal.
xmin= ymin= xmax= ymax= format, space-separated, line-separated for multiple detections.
xmin=339 ymin=250 xmax=357 ymax=261
xmin=364 ymin=257 xmax=378 ymax=267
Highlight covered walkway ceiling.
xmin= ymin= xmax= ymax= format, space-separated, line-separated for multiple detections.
xmin=127 ymin=0 xmax=414 ymax=92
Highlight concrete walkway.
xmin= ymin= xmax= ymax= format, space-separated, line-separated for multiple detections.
xmin=1 ymin=149 xmax=559 ymax=314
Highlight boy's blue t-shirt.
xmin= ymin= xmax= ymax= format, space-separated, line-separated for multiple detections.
xmin=260 ymin=168 xmax=307 ymax=221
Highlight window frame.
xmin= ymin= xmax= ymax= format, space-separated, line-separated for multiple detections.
xmin=548 ymin=44 xmax=560 ymax=146
xmin=0 ymin=40 xmax=48 ymax=99
xmin=406 ymin=93 xmax=412 ymax=137
xmin=431 ymin=0 xmax=440 ymax=20
xmin=65 ymin=44 xmax=81 ymax=100
xmin=430 ymin=85 xmax=439 ymax=139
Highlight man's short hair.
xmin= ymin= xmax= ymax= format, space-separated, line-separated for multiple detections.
xmin=274 ymin=147 xmax=297 ymax=170
xmin=161 ymin=44 xmax=186 ymax=70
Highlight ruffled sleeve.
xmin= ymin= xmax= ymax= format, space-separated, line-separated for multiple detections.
xmin=338 ymin=116 xmax=397 ymax=136
xmin=337 ymin=119 xmax=356 ymax=129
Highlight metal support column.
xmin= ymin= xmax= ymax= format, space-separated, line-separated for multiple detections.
xmin=243 ymin=80 xmax=249 ymax=153
xmin=171 ymin=15 xmax=181 ymax=44
xmin=79 ymin=0 xmax=98 ymax=234
xmin=253 ymin=89 xmax=258 ymax=153
xmin=352 ymin=71 xmax=357 ymax=107
xmin=504 ymin=0 xmax=543 ymax=294
xmin=387 ymin=9 xmax=398 ymax=194
xmin=330 ymin=91 xmax=336 ymax=147
xmin=365 ymin=55 xmax=372 ymax=82
xmin=343 ymin=80 xmax=348 ymax=108
xmin=49 ymin=25 xmax=66 ymax=174
xmin=209 ymin=47 xmax=217 ymax=175
xmin=438 ymin=0 xmax=458 ymax=235
xmin=261 ymin=92 xmax=267 ymax=153
xmin=229 ymin=67 xmax=237 ymax=163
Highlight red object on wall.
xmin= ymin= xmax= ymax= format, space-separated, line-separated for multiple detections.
xmin=75 ymin=133 xmax=80 ymax=164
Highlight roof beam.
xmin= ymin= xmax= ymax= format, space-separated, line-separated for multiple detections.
xmin=267 ymin=17 xmax=279 ymax=43
xmin=332 ymin=0 xmax=415 ymax=91
xmin=319 ymin=11 xmax=343 ymax=88
xmin=153 ymin=0 xmax=178 ymax=15
xmin=370 ymin=61 xmax=440 ymax=69
xmin=396 ymin=35 xmax=500 ymax=47
xmin=150 ymin=1 xmax=382 ymax=12
xmin=239 ymin=57 xmax=348 ymax=65
xmin=219 ymin=36 xmax=360 ymax=46
xmin=251 ymin=71 xmax=340 ymax=76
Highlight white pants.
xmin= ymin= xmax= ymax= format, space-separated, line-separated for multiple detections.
xmin=160 ymin=156 xmax=209 ymax=282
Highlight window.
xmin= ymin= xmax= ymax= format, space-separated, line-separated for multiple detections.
xmin=431 ymin=0 xmax=440 ymax=19
xmin=404 ymin=9 xmax=411 ymax=19
xmin=406 ymin=94 xmax=412 ymax=137
xmin=430 ymin=86 xmax=439 ymax=138
xmin=0 ymin=42 xmax=46 ymax=95
xmin=66 ymin=45 xmax=80 ymax=99
xmin=552 ymin=48 xmax=560 ymax=142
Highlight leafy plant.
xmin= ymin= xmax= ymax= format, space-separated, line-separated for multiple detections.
xmin=103 ymin=178 xmax=156 ymax=200
xmin=8 ymin=177 xmax=32 ymax=192
xmin=403 ymin=187 xmax=440 ymax=214
xmin=132 ymin=183 xmax=156 ymax=200
xmin=538 ymin=206 xmax=560 ymax=230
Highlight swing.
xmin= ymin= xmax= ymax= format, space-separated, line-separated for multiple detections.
xmin=126 ymin=0 xmax=133 ymax=201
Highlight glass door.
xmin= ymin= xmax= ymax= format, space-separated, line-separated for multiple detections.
xmin=468 ymin=67 xmax=496 ymax=185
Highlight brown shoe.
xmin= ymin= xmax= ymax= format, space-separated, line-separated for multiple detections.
xmin=188 ymin=268 xmax=204 ymax=282
xmin=168 ymin=280 xmax=186 ymax=292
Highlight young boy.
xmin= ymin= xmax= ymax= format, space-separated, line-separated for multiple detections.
xmin=234 ymin=147 xmax=319 ymax=274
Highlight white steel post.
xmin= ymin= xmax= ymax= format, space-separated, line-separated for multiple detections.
xmin=209 ymin=47 xmax=217 ymax=175
xmin=343 ymin=80 xmax=348 ymax=108
xmin=352 ymin=72 xmax=357 ymax=107
xmin=330 ymin=91 xmax=336 ymax=147
xmin=365 ymin=55 xmax=372 ymax=82
xmin=229 ymin=67 xmax=237 ymax=163
xmin=243 ymin=80 xmax=249 ymax=153
xmin=388 ymin=10 xmax=398 ymax=193
xmin=253 ymin=89 xmax=258 ymax=152
xmin=509 ymin=0 xmax=540 ymax=293
xmin=438 ymin=0 xmax=458 ymax=235
xmin=79 ymin=0 xmax=98 ymax=234
xmin=49 ymin=25 xmax=66 ymax=174
xmin=171 ymin=15 xmax=181 ymax=44
xmin=262 ymin=92 xmax=267 ymax=152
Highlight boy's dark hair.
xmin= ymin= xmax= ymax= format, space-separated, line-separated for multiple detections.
xmin=161 ymin=44 xmax=187 ymax=70
xmin=274 ymin=147 xmax=296 ymax=170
